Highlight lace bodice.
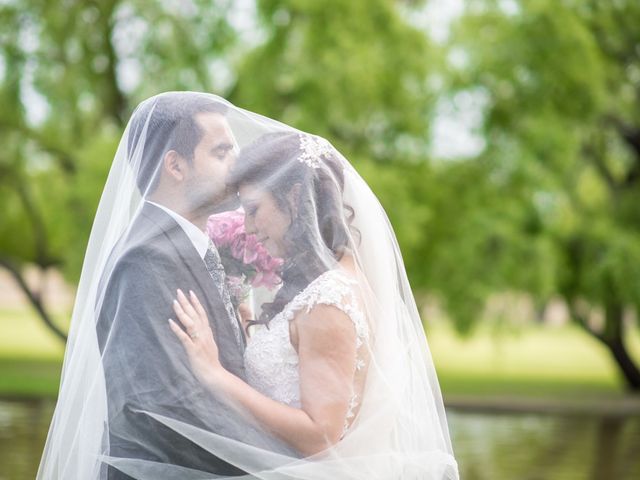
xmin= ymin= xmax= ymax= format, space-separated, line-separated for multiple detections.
xmin=244 ymin=269 xmax=369 ymax=437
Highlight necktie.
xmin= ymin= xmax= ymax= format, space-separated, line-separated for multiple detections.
xmin=203 ymin=239 xmax=243 ymax=347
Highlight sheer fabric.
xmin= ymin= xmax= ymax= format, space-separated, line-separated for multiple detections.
xmin=37 ymin=92 xmax=458 ymax=479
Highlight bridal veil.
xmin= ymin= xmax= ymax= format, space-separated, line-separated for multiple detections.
xmin=37 ymin=92 xmax=458 ymax=479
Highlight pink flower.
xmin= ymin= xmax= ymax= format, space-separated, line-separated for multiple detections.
xmin=242 ymin=234 xmax=260 ymax=264
xmin=230 ymin=235 xmax=246 ymax=261
xmin=207 ymin=211 xmax=245 ymax=247
xmin=252 ymin=270 xmax=281 ymax=289
xmin=206 ymin=209 xmax=284 ymax=298
xmin=227 ymin=275 xmax=251 ymax=301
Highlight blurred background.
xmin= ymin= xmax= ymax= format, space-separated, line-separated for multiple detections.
xmin=1 ymin=0 xmax=639 ymax=478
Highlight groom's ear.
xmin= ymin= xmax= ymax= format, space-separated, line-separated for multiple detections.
xmin=163 ymin=150 xmax=186 ymax=182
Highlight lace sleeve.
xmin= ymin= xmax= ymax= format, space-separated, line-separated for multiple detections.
xmin=283 ymin=270 xmax=369 ymax=348
xmin=283 ymin=269 xmax=371 ymax=438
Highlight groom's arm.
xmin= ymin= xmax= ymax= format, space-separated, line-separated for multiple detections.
xmin=98 ymin=248 xmax=246 ymax=476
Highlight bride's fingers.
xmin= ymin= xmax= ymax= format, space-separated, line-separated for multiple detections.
xmin=189 ymin=290 xmax=207 ymax=320
xmin=172 ymin=299 xmax=195 ymax=331
xmin=176 ymin=289 xmax=199 ymax=324
xmin=168 ymin=319 xmax=191 ymax=346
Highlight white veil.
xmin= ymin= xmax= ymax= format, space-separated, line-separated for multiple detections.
xmin=37 ymin=92 xmax=458 ymax=480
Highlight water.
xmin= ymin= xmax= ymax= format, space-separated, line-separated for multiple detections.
xmin=449 ymin=411 xmax=640 ymax=479
xmin=0 ymin=399 xmax=53 ymax=480
xmin=1 ymin=399 xmax=639 ymax=479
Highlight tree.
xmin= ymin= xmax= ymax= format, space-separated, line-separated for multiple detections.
xmin=0 ymin=0 xmax=440 ymax=341
xmin=228 ymin=0 xmax=443 ymax=282
xmin=0 ymin=0 xmax=237 ymax=340
xmin=438 ymin=0 xmax=640 ymax=388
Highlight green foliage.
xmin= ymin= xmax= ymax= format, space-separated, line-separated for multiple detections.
xmin=0 ymin=0 xmax=240 ymax=284
xmin=0 ymin=0 xmax=447 ymax=347
xmin=231 ymin=0 xmax=437 ymax=159
xmin=1 ymin=0 xmax=639 ymax=388
xmin=439 ymin=0 xmax=640 ymax=375
xmin=228 ymin=0 xmax=444 ymax=289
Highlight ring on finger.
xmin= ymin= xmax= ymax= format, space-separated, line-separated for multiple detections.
xmin=189 ymin=330 xmax=199 ymax=340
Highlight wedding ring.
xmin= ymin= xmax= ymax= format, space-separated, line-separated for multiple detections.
xmin=189 ymin=330 xmax=199 ymax=340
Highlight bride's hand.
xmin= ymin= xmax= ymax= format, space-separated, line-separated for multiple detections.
xmin=169 ymin=289 xmax=224 ymax=385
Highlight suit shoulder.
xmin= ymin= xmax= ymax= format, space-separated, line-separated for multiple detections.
xmin=109 ymin=242 xmax=177 ymax=280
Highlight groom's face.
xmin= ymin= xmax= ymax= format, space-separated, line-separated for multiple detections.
xmin=183 ymin=112 xmax=238 ymax=213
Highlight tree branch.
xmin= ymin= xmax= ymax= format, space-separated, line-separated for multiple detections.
xmin=598 ymin=115 xmax=640 ymax=188
xmin=582 ymin=141 xmax=617 ymax=192
xmin=97 ymin=0 xmax=128 ymax=125
xmin=14 ymin=178 xmax=58 ymax=267
xmin=0 ymin=258 xmax=67 ymax=343
xmin=0 ymin=118 xmax=77 ymax=174
xmin=568 ymin=301 xmax=606 ymax=345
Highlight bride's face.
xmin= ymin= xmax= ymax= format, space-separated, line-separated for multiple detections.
xmin=239 ymin=184 xmax=291 ymax=258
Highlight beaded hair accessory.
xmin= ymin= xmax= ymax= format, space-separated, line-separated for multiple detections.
xmin=298 ymin=134 xmax=334 ymax=169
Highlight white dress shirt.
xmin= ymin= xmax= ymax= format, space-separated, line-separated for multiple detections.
xmin=146 ymin=201 xmax=209 ymax=259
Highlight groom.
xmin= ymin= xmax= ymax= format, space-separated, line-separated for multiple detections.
xmin=96 ymin=93 xmax=281 ymax=479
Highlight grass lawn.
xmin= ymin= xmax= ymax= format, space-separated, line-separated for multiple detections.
xmin=0 ymin=308 xmax=67 ymax=398
xmin=0 ymin=358 xmax=62 ymax=398
xmin=1 ymin=306 xmax=640 ymax=402
xmin=0 ymin=308 xmax=67 ymax=360
xmin=428 ymin=321 xmax=640 ymax=399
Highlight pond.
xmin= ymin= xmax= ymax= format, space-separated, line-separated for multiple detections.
xmin=1 ymin=398 xmax=639 ymax=479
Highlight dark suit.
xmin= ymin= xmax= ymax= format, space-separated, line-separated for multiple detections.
xmin=96 ymin=203 xmax=283 ymax=479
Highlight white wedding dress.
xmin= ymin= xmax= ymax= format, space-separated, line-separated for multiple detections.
xmin=244 ymin=268 xmax=370 ymax=438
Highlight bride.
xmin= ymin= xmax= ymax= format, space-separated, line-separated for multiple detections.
xmin=169 ymin=131 xmax=373 ymax=455
xmin=38 ymin=92 xmax=458 ymax=479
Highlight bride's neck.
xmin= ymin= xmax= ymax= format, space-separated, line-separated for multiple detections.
xmin=338 ymin=250 xmax=356 ymax=273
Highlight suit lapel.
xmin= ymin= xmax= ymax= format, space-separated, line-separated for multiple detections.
xmin=140 ymin=203 xmax=246 ymax=350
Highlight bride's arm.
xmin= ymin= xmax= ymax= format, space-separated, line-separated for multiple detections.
xmin=169 ymin=289 xmax=357 ymax=456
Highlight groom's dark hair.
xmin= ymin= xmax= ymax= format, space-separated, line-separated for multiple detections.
xmin=127 ymin=92 xmax=228 ymax=195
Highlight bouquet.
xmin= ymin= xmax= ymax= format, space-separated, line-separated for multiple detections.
xmin=206 ymin=210 xmax=284 ymax=306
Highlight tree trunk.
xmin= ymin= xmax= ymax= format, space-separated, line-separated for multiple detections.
xmin=590 ymin=417 xmax=624 ymax=480
xmin=569 ymin=300 xmax=640 ymax=391
xmin=604 ymin=336 xmax=640 ymax=391
xmin=602 ymin=295 xmax=640 ymax=391
xmin=0 ymin=259 xmax=67 ymax=343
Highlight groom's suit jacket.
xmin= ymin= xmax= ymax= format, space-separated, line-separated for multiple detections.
xmin=96 ymin=203 xmax=286 ymax=479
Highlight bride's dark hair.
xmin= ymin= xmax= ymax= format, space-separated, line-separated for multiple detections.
xmin=228 ymin=131 xmax=358 ymax=326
